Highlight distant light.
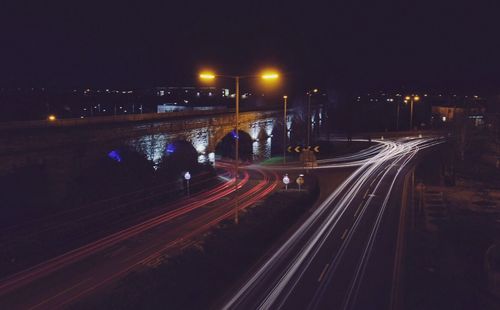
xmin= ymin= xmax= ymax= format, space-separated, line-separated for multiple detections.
xmin=313 ymin=88 xmax=318 ymax=93
xmin=414 ymin=96 xmax=420 ymax=101
xmin=405 ymin=96 xmax=411 ymax=100
xmin=283 ymin=95 xmax=288 ymax=99
xmin=184 ymin=171 xmax=191 ymax=180
xmin=48 ymin=115 xmax=56 ymax=121
xmin=442 ymin=116 xmax=447 ymax=122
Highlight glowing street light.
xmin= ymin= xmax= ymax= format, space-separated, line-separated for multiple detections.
xmin=48 ymin=115 xmax=56 ymax=122
xmin=199 ymin=72 xmax=216 ymax=80
xmin=404 ymin=95 xmax=420 ymax=130
xmin=261 ymin=72 xmax=279 ymax=80
xmin=199 ymin=68 xmax=280 ymax=224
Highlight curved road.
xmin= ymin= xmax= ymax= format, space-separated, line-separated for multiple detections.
xmin=222 ymin=136 xmax=444 ymax=310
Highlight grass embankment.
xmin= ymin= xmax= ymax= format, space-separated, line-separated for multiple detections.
xmin=73 ymin=176 xmax=319 ymax=310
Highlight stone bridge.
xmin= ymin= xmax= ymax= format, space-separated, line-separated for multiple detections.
xmin=0 ymin=109 xmax=289 ymax=198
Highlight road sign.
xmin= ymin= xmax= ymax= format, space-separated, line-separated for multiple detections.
xmin=296 ymin=174 xmax=304 ymax=191
xmin=288 ymin=146 xmax=321 ymax=153
xmin=283 ymin=174 xmax=290 ymax=191
xmin=184 ymin=172 xmax=191 ymax=196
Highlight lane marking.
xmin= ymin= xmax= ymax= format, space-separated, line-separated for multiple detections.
xmin=341 ymin=229 xmax=348 ymax=240
xmin=317 ymin=263 xmax=329 ymax=282
xmin=354 ymin=203 xmax=363 ymax=218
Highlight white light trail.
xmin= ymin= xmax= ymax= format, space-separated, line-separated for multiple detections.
xmin=222 ymin=136 xmax=445 ymax=310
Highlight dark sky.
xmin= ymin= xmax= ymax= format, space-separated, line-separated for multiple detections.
xmin=1 ymin=0 xmax=499 ymax=93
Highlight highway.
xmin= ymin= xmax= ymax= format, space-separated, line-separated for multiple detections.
xmin=0 ymin=165 xmax=278 ymax=309
xmin=222 ymin=136 xmax=444 ymax=310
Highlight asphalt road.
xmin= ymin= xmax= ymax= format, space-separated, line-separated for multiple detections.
xmin=221 ymin=136 xmax=444 ymax=310
xmin=0 ymin=166 xmax=278 ymax=309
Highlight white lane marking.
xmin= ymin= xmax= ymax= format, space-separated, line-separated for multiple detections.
xmin=341 ymin=229 xmax=348 ymax=240
xmin=317 ymin=264 xmax=330 ymax=282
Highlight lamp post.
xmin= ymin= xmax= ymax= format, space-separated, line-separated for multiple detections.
xmin=283 ymin=95 xmax=288 ymax=165
xmin=306 ymin=89 xmax=318 ymax=146
xmin=404 ymin=95 xmax=420 ymax=130
xmin=200 ymin=70 xmax=279 ymax=224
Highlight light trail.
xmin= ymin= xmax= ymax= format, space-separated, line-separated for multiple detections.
xmin=0 ymin=165 xmax=280 ymax=309
xmin=222 ymin=136 xmax=445 ymax=310
xmin=0 ymin=171 xmax=250 ymax=296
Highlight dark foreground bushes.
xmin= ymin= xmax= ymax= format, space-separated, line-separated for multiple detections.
xmin=74 ymin=176 xmax=319 ymax=310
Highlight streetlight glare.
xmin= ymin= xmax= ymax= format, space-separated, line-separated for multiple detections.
xmin=199 ymin=72 xmax=216 ymax=80
xmin=405 ymin=96 xmax=411 ymax=100
xmin=283 ymin=95 xmax=288 ymax=99
xmin=48 ymin=115 xmax=56 ymax=121
xmin=414 ymin=95 xmax=420 ymax=101
xmin=313 ymin=88 xmax=318 ymax=93
xmin=261 ymin=72 xmax=279 ymax=80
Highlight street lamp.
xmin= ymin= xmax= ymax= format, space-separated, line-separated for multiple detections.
xmin=283 ymin=95 xmax=288 ymax=165
xmin=306 ymin=89 xmax=318 ymax=146
xmin=404 ymin=95 xmax=420 ymax=130
xmin=199 ymin=69 xmax=279 ymax=224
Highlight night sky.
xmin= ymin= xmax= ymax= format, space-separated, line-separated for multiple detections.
xmin=1 ymin=1 xmax=499 ymax=93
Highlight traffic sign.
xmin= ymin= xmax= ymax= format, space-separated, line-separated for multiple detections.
xmin=283 ymin=174 xmax=290 ymax=191
xmin=296 ymin=174 xmax=304 ymax=191
xmin=287 ymin=146 xmax=321 ymax=153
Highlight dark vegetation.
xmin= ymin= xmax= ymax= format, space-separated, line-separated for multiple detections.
xmin=73 ymin=176 xmax=320 ymax=310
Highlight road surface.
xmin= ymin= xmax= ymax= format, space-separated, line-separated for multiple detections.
xmin=0 ymin=166 xmax=278 ymax=309
xmin=222 ymin=136 xmax=444 ymax=310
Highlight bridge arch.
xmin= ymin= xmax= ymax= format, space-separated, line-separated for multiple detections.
xmin=214 ymin=130 xmax=253 ymax=161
